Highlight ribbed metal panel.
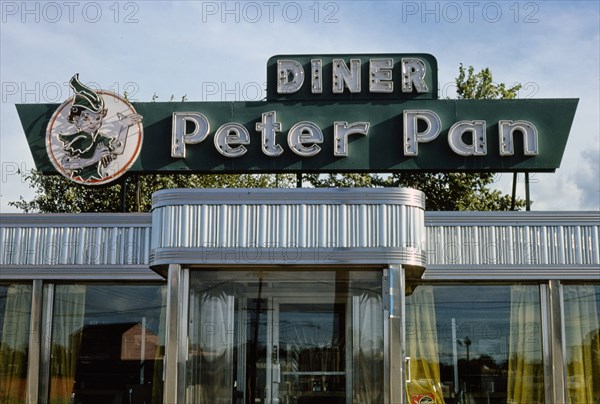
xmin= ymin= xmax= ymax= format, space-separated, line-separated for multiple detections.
xmin=4 ymin=201 xmax=595 ymax=278
xmin=425 ymin=211 xmax=600 ymax=267
xmin=0 ymin=214 xmax=152 ymax=267
xmin=150 ymin=188 xmax=426 ymax=267
xmin=153 ymin=203 xmax=424 ymax=249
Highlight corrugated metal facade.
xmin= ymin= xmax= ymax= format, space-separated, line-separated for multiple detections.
xmin=152 ymin=203 xmax=423 ymax=249
xmin=1 ymin=193 xmax=598 ymax=278
xmin=150 ymin=188 xmax=427 ymax=268
xmin=424 ymin=211 xmax=600 ymax=279
xmin=0 ymin=214 xmax=156 ymax=279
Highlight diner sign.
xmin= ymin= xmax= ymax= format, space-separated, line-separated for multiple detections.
xmin=266 ymin=54 xmax=438 ymax=101
xmin=16 ymin=54 xmax=578 ymax=185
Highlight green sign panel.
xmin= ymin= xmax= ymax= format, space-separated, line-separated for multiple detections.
xmin=266 ymin=53 xmax=438 ymax=101
xmin=17 ymin=98 xmax=577 ymax=175
xmin=14 ymin=54 xmax=578 ymax=185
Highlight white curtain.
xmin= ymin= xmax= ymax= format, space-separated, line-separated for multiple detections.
xmin=49 ymin=285 xmax=86 ymax=403
xmin=507 ymin=285 xmax=543 ymax=404
xmin=186 ymin=288 xmax=234 ymax=404
xmin=563 ymin=285 xmax=600 ymax=404
xmin=353 ymin=292 xmax=384 ymax=404
xmin=405 ymin=285 xmax=444 ymax=404
xmin=0 ymin=285 xmax=31 ymax=404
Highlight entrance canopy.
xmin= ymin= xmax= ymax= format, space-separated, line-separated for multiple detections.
xmin=149 ymin=187 xmax=427 ymax=272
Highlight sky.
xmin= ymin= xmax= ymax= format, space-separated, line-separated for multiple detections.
xmin=1 ymin=0 xmax=599 ymax=212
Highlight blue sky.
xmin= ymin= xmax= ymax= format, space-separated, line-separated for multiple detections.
xmin=1 ymin=0 xmax=598 ymax=211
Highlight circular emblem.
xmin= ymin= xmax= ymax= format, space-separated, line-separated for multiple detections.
xmin=416 ymin=395 xmax=434 ymax=404
xmin=46 ymin=75 xmax=143 ymax=186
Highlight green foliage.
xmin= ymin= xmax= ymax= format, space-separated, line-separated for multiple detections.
xmin=302 ymin=173 xmax=380 ymax=188
xmin=456 ymin=64 xmax=522 ymax=100
xmin=381 ymin=173 xmax=519 ymax=211
xmin=304 ymin=173 xmax=521 ymax=211
xmin=9 ymin=170 xmax=295 ymax=213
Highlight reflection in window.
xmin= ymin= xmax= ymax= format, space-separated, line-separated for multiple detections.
xmin=186 ymin=270 xmax=383 ymax=404
xmin=0 ymin=284 xmax=32 ymax=404
xmin=563 ymin=284 xmax=600 ymax=403
xmin=405 ymin=284 xmax=544 ymax=404
xmin=47 ymin=284 xmax=166 ymax=404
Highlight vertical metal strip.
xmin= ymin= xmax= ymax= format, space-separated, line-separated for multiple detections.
xmin=382 ymin=270 xmax=390 ymax=404
xmin=525 ymin=172 xmax=531 ymax=211
xmin=399 ymin=266 xmax=407 ymax=404
xmin=266 ymin=298 xmax=274 ymax=403
xmin=26 ymin=280 xmax=43 ymax=404
xmin=511 ymin=172 xmax=518 ymax=210
xmin=556 ymin=281 xmax=568 ymax=404
xmin=164 ymin=264 xmax=182 ymax=404
xmin=388 ymin=265 xmax=406 ymax=404
xmin=349 ymin=295 xmax=358 ymax=404
xmin=548 ymin=280 xmax=567 ymax=403
xmin=39 ymin=283 xmax=54 ymax=404
xmin=237 ymin=297 xmax=248 ymax=402
xmin=540 ymin=284 xmax=552 ymax=403
xmin=178 ymin=267 xmax=190 ymax=403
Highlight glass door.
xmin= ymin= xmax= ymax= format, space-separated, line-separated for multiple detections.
xmin=186 ymin=270 xmax=383 ymax=404
xmin=233 ymin=296 xmax=348 ymax=404
xmin=272 ymin=299 xmax=347 ymax=404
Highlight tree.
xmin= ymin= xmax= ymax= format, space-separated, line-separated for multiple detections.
xmin=455 ymin=64 xmax=521 ymax=100
xmin=9 ymin=172 xmax=294 ymax=213
xmin=10 ymin=65 xmax=525 ymax=213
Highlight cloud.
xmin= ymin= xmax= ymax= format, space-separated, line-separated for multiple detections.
xmin=572 ymin=147 xmax=600 ymax=210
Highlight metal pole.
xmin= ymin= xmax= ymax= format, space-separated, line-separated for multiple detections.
xmin=547 ymin=281 xmax=567 ymax=403
xmin=525 ymin=172 xmax=531 ymax=211
xmin=121 ymin=176 xmax=128 ymax=212
xmin=164 ymin=264 xmax=182 ymax=404
xmin=452 ymin=318 xmax=459 ymax=396
xmin=140 ymin=316 xmax=146 ymax=384
xmin=388 ymin=265 xmax=406 ymax=404
xmin=296 ymin=173 xmax=302 ymax=188
xmin=135 ymin=175 xmax=141 ymax=212
xmin=511 ymin=173 xmax=518 ymax=211
xmin=26 ymin=280 xmax=43 ymax=404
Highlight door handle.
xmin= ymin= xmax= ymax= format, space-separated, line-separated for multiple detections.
xmin=273 ymin=364 xmax=281 ymax=384
xmin=272 ymin=345 xmax=281 ymax=384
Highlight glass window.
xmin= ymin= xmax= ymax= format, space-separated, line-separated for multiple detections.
xmin=562 ymin=284 xmax=600 ymax=403
xmin=0 ymin=284 xmax=32 ymax=404
xmin=47 ymin=284 xmax=166 ymax=404
xmin=405 ymin=284 xmax=544 ymax=404
xmin=186 ymin=269 xmax=383 ymax=404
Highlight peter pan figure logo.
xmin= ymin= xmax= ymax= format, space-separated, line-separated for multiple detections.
xmin=46 ymin=74 xmax=143 ymax=185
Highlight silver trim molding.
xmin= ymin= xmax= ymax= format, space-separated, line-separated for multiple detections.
xmin=152 ymin=187 xmax=426 ymax=208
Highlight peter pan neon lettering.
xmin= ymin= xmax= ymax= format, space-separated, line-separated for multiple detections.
xmin=171 ymin=111 xmax=538 ymax=159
